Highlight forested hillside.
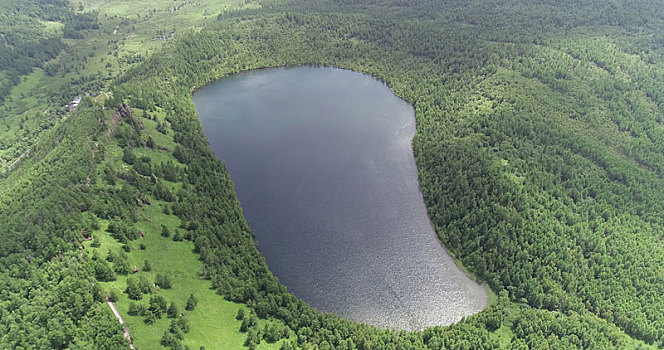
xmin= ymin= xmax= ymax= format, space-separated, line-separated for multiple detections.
xmin=0 ymin=104 xmax=128 ymax=348
xmin=1 ymin=0 xmax=664 ymax=349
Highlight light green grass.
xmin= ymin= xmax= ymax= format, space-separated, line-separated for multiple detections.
xmin=0 ymin=69 xmax=56 ymax=169
xmin=78 ymin=0 xmax=262 ymax=76
xmin=0 ymin=69 xmax=45 ymax=121
xmin=87 ymin=198 xmax=291 ymax=349
xmin=40 ymin=20 xmax=64 ymax=35
xmin=84 ymin=105 xmax=291 ymax=349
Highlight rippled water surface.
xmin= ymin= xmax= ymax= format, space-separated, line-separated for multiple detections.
xmin=193 ymin=67 xmax=486 ymax=330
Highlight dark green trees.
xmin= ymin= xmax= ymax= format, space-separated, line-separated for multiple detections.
xmin=125 ymin=277 xmax=142 ymax=300
xmin=186 ymin=293 xmax=198 ymax=311
xmin=149 ymin=295 xmax=168 ymax=318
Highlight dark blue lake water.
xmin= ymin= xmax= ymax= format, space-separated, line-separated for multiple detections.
xmin=193 ymin=66 xmax=486 ymax=330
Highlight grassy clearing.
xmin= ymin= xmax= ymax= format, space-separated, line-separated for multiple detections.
xmin=83 ymin=108 xmax=291 ymax=349
xmin=87 ymin=187 xmax=290 ymax=350
xmin=40 ymin=20 xmax=64 ymax=35
xmin=0 ymin=69 xmax=60 ymax=169
xmin=87 ymin=214 xmax=251 ymax=349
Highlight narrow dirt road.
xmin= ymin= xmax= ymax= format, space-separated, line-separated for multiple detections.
xmin=106 ymin=295 xmax=135 ymax=350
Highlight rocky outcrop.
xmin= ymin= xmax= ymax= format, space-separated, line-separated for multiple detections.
xmin=117 ymin=103 xmax=144 ymax=130
xmin=106 ymin=103 xmax=144 ymax=139
xmin=117 ymin=103 xmax=133 ymax=119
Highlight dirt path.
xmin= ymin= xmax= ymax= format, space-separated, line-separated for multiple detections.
xmin=6 ymin=107 xmax=36 ymax=120
xmin=106 ymin=295 xmax=135 ymax=350
xmin=2 ymin=148 xmax=31 ymax=173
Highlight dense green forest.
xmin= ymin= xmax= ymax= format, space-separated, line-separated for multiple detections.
xmin=2 ymin=0 xmax=664 ymax=349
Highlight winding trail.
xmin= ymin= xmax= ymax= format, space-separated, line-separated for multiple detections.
xmin=2 ymin=148 xmax=31 ymax=173
xmin=105 ymin=295 xmax=135 ymax=350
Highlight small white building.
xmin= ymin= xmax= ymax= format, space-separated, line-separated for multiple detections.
xmin=69 ymin=96 xmax=82 ymax=112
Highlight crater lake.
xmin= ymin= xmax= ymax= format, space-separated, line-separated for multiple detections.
xmin=193 ymin=66 xmax=487 ymax=330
